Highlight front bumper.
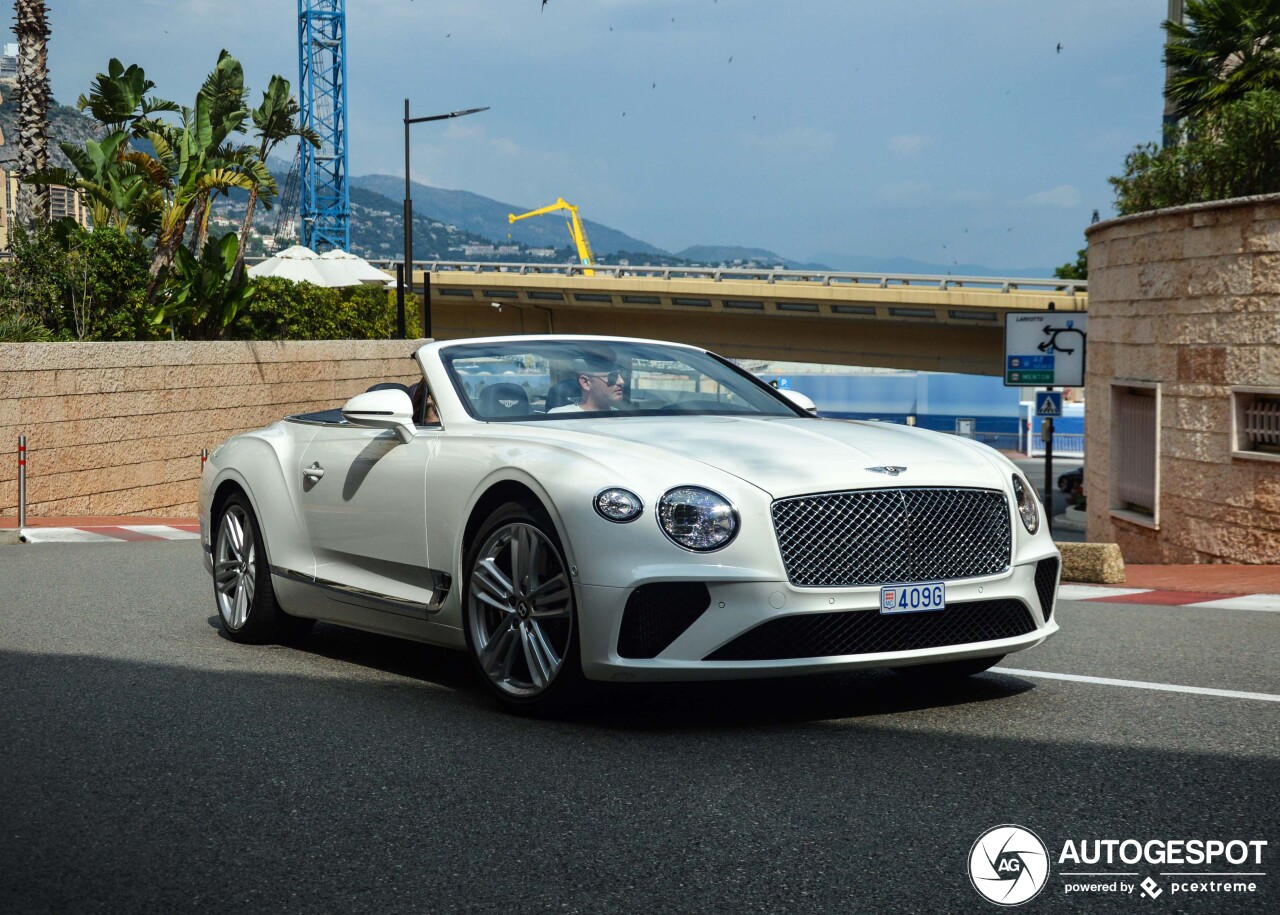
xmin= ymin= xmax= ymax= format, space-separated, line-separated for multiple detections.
xmin=576 ymin=560 xmax=1057 ymax=682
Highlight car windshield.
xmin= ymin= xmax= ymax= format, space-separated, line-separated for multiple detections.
xmin=440 ymin=339 xmax=799 ymax=421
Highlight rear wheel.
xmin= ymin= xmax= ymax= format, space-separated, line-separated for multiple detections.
xmin=891 ymin=655 xmax=1004 ymax=681
xmin=213 ymin=494 xmax=312 ymax=644
xmin=463 ymin=502 xmax=584 ymax=713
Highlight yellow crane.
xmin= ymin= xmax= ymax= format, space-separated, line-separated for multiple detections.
xmin=508 ymin=198 xmax=597 ymax=275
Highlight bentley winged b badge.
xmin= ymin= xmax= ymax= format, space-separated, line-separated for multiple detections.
xmin=866 ymin=466 xmax=908 ymax=476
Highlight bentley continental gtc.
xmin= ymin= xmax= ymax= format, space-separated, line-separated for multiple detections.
xmin=200 ymin=336 xmax=1060 ymax=711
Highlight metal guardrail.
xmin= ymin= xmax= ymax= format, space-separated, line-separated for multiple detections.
xmin=364 ymin=260 xmax=1086 ymax=296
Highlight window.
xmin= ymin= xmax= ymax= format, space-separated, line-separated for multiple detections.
xmin=1110 ymin=382 xmax=1160 ymax=527
xmin=1232 ymin=387 xmax=1280 ymax=462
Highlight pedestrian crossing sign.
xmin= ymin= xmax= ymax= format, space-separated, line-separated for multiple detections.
xmin=1036 ymin=391 xmax=1063 ymax=417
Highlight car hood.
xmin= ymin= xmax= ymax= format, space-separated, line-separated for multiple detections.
xmin=544 ymin=416 xmax=1006 ymax=498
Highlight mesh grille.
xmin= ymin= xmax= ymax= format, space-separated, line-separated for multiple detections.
xmin=771 ymin=488 xmax=1012 ymax=587
xmin=705 ymin=599 xmax=1035 ymax=661
xmin=1035 ymin=557 xmax=1060 ymax=622
xmin=617 ymin=583 xmax=711 ymax=659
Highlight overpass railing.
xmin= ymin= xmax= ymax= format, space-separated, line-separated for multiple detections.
xmin=369 ymin=260 xmax=1086 ymax=296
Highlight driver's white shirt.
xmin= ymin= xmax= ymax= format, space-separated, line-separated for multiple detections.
xmin=547 ymin=403 xmax=584 ymax=414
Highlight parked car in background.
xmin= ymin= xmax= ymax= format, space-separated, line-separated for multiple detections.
xmin=1058 ymin=466 xmax=1084 ymax=492
xmin=200 ymin=335 xmax=1061 ymax=712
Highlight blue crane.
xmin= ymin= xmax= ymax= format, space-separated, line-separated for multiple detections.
xmin=297 ymin=0 xmax=349 ymax=252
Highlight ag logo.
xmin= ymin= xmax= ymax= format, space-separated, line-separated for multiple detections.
xmin=969 ymin=824 xmax=1050 ymax=906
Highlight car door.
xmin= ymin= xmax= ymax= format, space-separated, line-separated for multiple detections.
xmin=297 ymin=423 xmax=437 ymax=618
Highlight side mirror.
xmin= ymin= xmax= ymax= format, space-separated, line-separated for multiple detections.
xmin=341 ymin=389 xmax=416 ymax=443
xmin=779 ymin=389 xmax=819 ymax=416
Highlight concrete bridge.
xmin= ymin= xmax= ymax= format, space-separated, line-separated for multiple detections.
xmin=382 ymin=261 xmax=1087 ymax=375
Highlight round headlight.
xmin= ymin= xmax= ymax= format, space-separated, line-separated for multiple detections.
xmin=657 ymin=486 xmax=738 ymax=551
xmin=1012 ymin=474 xmax=1040 ymax=534
xmin=594 ymin=487 xmax=643 ymax=523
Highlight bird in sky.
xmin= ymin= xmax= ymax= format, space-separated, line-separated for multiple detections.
xmin=652 ymin=82 xmax=656 ymax=89
xmin=1056 ymin=42 xmax=1062 ymax=53
xmin=542 ymin=0 xmax=548 ymax=11
xmin=728 ymin=56 xmax=733 ymax=62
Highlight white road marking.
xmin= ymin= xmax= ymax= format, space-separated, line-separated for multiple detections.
xmin=1185 ymin=594 xmax=1280 ymax=612
xmin=993 ymin=667 xmax=1280 ymax=703
xmin=120 ymin=525 xmax=200 ymax=540
xmin=20 ymin=528 xmax=119 ymax=543
xmin=1058 ymin=585 xmax=1152 ymax=601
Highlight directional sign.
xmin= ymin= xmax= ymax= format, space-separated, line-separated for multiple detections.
xmin=1035 ymin=391 xmax=1063 ymax=417
xmin=1004 ymin=311 xmax=1088 ymax=387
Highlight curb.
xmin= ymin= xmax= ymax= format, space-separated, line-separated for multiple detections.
xmin=1059 ymin=584 xmax=1280 ymax=611
xmin=0 ymin=529 xmax=21 ymax=546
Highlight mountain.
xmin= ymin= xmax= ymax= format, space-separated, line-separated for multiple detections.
xmin=806 ymin=251 xmax=1056 ymax=279
xmin=676 ymin=245 xmax=832 ymax=271
xmin=0 ymin=82 xmax=104 ymax=172
xmin=352 ymin=174 xmax=667 ymax=256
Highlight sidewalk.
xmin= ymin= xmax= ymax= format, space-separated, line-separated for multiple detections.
xmin=0 ymin=516 xmax=200 ymax=543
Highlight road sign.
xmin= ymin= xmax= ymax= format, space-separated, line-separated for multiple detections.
xmin=1004 ymin=311 xmax=1088 ymax=387
xmin=1035 ymin=391 xmax=1063 ymax=417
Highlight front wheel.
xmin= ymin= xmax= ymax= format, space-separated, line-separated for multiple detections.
xmin=463 ymin=502 xmax=584 ymax=713
xmin=891 ymin=655 xmax=1004 ymax=681
xmin=213 ymin=494 xmax=312 ymax=644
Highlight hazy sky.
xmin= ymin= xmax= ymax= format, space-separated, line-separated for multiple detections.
xmin=27 ymin=1 xmax=1165 ymax=269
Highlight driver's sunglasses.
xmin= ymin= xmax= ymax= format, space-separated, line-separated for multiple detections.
xmin=587 ymin=371 xmax=626 ymax=385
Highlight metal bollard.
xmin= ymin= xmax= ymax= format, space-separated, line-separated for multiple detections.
xmin=18 ymin=434 xmax=26 ymax=529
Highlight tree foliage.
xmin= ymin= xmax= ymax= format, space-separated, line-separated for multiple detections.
xmin=1110 ymin=88 xmax=1280 ymax=214
xmin=1054 ymin=249 xmax=1088 ymax=281
xmin=1164 ymin=0 xmax=1280 ymax=119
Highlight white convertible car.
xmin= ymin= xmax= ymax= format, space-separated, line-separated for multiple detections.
xmin=200 ymin=335 xmax=1060 ymax=711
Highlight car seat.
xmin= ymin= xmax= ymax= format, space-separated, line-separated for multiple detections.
xmin=545 ymin=379 xmax=581 ymax=411
xmin=477 ymin=383 xmax=531 ymax=419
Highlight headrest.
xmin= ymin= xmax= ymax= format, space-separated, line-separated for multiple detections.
xmin=477 ymin=383 xmax=531 ymax=419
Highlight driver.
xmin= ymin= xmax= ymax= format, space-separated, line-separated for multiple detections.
xmin=549 ymin=357 xmax=627 ymax=413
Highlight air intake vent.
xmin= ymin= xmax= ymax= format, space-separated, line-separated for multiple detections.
xmin=1035 ymin=557 xmax=1060 ymax=622
xmin=618 ymin=583 xmax=711 ymax=659
xmin=705 ymin=599 xmax=1035 ymax=661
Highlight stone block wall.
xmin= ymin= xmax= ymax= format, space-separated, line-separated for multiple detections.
xmin=1084 ymin=195 xmax=1280 ymax=563
xmin=0 ymin=340 xmax=426 ymax=519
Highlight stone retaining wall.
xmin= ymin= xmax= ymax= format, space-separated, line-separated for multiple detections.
xmin=1084 ymin=195 xmax=1280 ymax=563
xmin=0 ymin=340 xmax=426 ymax=518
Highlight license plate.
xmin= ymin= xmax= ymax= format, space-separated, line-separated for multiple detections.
xmin=880 ymin=581 xmax=946 ymax=614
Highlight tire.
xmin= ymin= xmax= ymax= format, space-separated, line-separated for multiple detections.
xmin=462 ymin=501 xmax=585 ymax=713
xmin=213 ymin=494 xmax=313 ymax=645
xmin=891 ymin=654 xmax=1004 ymax=681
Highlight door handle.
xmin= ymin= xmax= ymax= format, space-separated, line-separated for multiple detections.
xmin=303 ymin=462 xmax=325 ymax=480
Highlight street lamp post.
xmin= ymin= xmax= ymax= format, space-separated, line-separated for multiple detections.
xmin=402 ymin=100 xmax=488 ymax=338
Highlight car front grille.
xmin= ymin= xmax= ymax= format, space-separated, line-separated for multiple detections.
xmin=771 ymin=487 xmax=1012 ymax=587
xmin=704 ymin=599 xmax=1035 ymax=661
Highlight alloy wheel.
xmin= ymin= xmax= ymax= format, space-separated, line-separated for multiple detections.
xmin=468 ymin=521 xmax=574 ymax=698
xmin=214 ymin=505 xmax=257 ymax=630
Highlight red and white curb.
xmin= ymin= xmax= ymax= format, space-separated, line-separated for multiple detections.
xmin=1060 ymin=583 xmax=1280 ymax=612
xmin=17 ymin=524 xmax=200 ymax=544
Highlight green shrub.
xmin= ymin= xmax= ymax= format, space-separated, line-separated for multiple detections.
xmin=228 ymin=277 xmax=405 ymax=340
xmin=1110 ymin=89 xmax=1280 ymax=215
xmin=0 ymin=313 xmax=55 ymax=342
xmin=0 ymin=221 xmax=155 ymax=341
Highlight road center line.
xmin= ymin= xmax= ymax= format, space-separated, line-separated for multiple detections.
xmin=992 ymin=668 xmax=1280 ymax=703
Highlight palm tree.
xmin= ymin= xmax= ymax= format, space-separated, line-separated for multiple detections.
xmin=140 ymin=51 xmax=252 ymax=298
xmin=232 ymin=75 xmax=321 ymax=280
xmin=1165 ymin=0 xmax=1280 ymax=119
xmin=27 ymin=59 xmax=178 ymax=236
xmin=14 ymin=0 xmax=52 ymax=227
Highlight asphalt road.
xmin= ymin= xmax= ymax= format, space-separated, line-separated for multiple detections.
xmin=1 ymin=541 xmax=1275 ymax=914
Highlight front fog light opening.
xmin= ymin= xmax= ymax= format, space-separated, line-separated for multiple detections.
xmin=595 ymin=487 xmax=644 ymax=523
xmin=1012 ymin=474 xmax=1040 ymax=534
xmin=657 ymin=486 xmax=739 ymax=552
